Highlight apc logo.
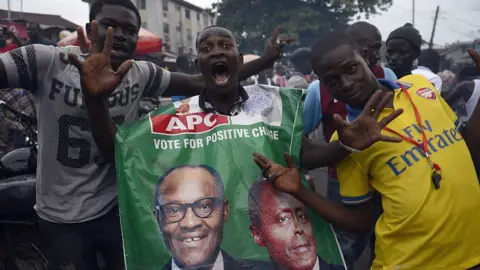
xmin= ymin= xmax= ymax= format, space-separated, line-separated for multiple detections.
xmin=150 ymin=112 xmax=230 ymax=135
xmin=416 ymin=88 xmax=437 ymax=100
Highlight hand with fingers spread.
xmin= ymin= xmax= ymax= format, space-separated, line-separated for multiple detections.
xmin=263 ymin=26 xmax=295 ymax=63
xmin=76 ymin=27 xmax=90 ymax=54
xmin=67 ymin=21 xmax=133 ymax=97
xmin=253 ymin=152 xmax=303 ymax=195
xmin=467 ymin=48 xmax=480 ymax=72
xmin=335 ymin=90 xmax=404 ymax=151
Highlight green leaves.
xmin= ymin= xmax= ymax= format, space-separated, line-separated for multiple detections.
xmin=212 ymin=0 xmax=392 ymax=53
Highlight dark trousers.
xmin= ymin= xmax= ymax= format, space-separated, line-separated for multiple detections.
xmin=38 ymin=206 xmax=124 ymax=270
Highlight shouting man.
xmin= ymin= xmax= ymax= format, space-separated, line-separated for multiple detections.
xmin=0 ymin=0 xmax=286 ymax=268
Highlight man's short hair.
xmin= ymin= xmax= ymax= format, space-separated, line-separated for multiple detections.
xmin=289 ymin=47 xmax=312 ymax=63
xmin=311 ymin=31 xmax=359 ymax=66
xmin=89 ymin=0 xmax=141 ymax=29
xmin=154 ymin=165 xmax=225 ymax=211
xmin=418 ymin=49 xmax=441 ymax=67
xmin=346 ymin=21 xmax=380 ymax=47
xmin=195 ymin=25 xmax=234 ymax=49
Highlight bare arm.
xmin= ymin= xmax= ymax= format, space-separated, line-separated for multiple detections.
xmin=0 ymin=61 xmax=7 ymax=90
xmin=162 ymin=56 xmax=275 ymax=97
xmin=461 ymin=50 xmax=480 ymax=171
xmin=301 ymin=91 xmax=404 ymax=170
xmin=463 ymin=98 xmax=480 ymax=171
xmin=443 ymin=81 xmax=474 ymax=106
xmin=84 ymin=97 xmax=117 ymax=163
xmin=295 ymin=185 xmax=373 ymax=233
xmin=300 ymin=137 xmax=350 ymax=170
xmin=254 ymin=152 xmax=373 ymax=234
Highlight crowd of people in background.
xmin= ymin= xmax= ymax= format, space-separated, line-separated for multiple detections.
xmin=0 ymin=0 xmax=480 ymax=269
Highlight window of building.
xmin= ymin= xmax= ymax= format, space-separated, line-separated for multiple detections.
xmin=162 ymin=0 xmax=168 ymax=12
xmin=187 ymin=28 xmax=192 ymax=41
xmin=141 ymin=22 xmax=147 ymax=29
xmin=176 ymin=25 xmax=181 ymax=32
xmin=197 ymin=12 xmax=200 ymax=21
xmin=176 ymin=4 xmax=180 ymax=11
xmin=204 ymin=15 xmax=208 ymax=25
xmin=138 ymin=0 xmax=146 ymax=9
xmin=164 ymin=44 xmax=170 ymax=52
xmin=163 ymin=23 xmax=169 ymax=35
xmin=185 ymin=9 xmax=190 ymax=19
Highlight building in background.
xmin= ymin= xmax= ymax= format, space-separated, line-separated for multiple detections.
xmin=82 ymin=0 xmax=214 ymax=55
xmin=0 ymin=9 xmax=78 ymax=42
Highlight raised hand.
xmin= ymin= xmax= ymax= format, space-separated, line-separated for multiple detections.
xmin=253 ymin=152 xmax=303 ymax=195
xmin=263 ymin=26 xmax=295 ymax=62
xmin=467 ymin=48 xmax=480 ymax=72
xmin=334 ymin=90 xmax=404 ymax=151
xmin=76 ymin=27 xmax=90 ymax=54
xmin=67 ymin=21 xmax=133 ymax=97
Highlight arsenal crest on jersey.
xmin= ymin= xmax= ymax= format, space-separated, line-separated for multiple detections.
xmin=416 ymin=88 xmax=437 ymax=100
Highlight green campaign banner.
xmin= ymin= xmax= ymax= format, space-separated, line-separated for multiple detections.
xmin=115 ymin=85 xmax=347 ymax=270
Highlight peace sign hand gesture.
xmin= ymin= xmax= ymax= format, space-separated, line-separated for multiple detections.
xmin=335 ymin=90 xmax=404 ymax=151
xmin=253 ymin=152 xmax=303 ymax=195
xmin=67 ymin=21 xmax=133 ymax=98
xmin=263 ymin=26 xmax=295 ymax=63
xmin=76 ymin=27 xmax=90 ymax=54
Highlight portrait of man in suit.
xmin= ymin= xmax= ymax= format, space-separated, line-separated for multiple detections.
xmin=248 ymin=179 xmax=345 ymax=270
xmin=155 ymin=165 xmax=258 ymax=270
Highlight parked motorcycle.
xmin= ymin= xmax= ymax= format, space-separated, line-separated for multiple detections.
xmin=0 ymin=100 xmax=46 ymax=270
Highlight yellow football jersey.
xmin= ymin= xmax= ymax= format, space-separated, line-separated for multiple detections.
xmin=331 ymin=75 xmax=480 ymax=269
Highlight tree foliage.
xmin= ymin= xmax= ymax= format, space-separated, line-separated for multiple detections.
xmin=209 ymin=0 xmax=393 ymax=54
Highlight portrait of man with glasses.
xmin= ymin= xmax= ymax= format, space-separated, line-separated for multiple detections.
xmin=154 ymin=165 xmax=267 ymax=270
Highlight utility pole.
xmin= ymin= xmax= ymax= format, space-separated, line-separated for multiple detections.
xmin=213 ymin=0 xmax=221 ymax=25
xmin=429 ymin=6 xmax=440 ymax=48
xmin=7 ymin=0 xmax=11 ymax=20
xmin=412 ymin=0 xmax=415 ymax=27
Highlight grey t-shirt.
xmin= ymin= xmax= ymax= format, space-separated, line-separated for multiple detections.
xmin=1 ymin=44 xmax=171 ymax=223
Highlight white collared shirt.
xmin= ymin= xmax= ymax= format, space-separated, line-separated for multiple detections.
xmin=412 ymin=66 xmax=443 ymax=92
xmin=172 ymin=252 xmax=224 ymax=270
xmin=313 ymin=256 xmax=320 ymax=270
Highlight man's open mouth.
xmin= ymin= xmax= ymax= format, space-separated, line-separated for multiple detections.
xmin=111 ymin=43 xmax=128 ymax=54
xmin=212 ymin=61 xmax=229 ymax=86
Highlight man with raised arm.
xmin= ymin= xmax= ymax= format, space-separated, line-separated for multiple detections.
xmin=0 ymin=0 xmax=289 ymax=268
